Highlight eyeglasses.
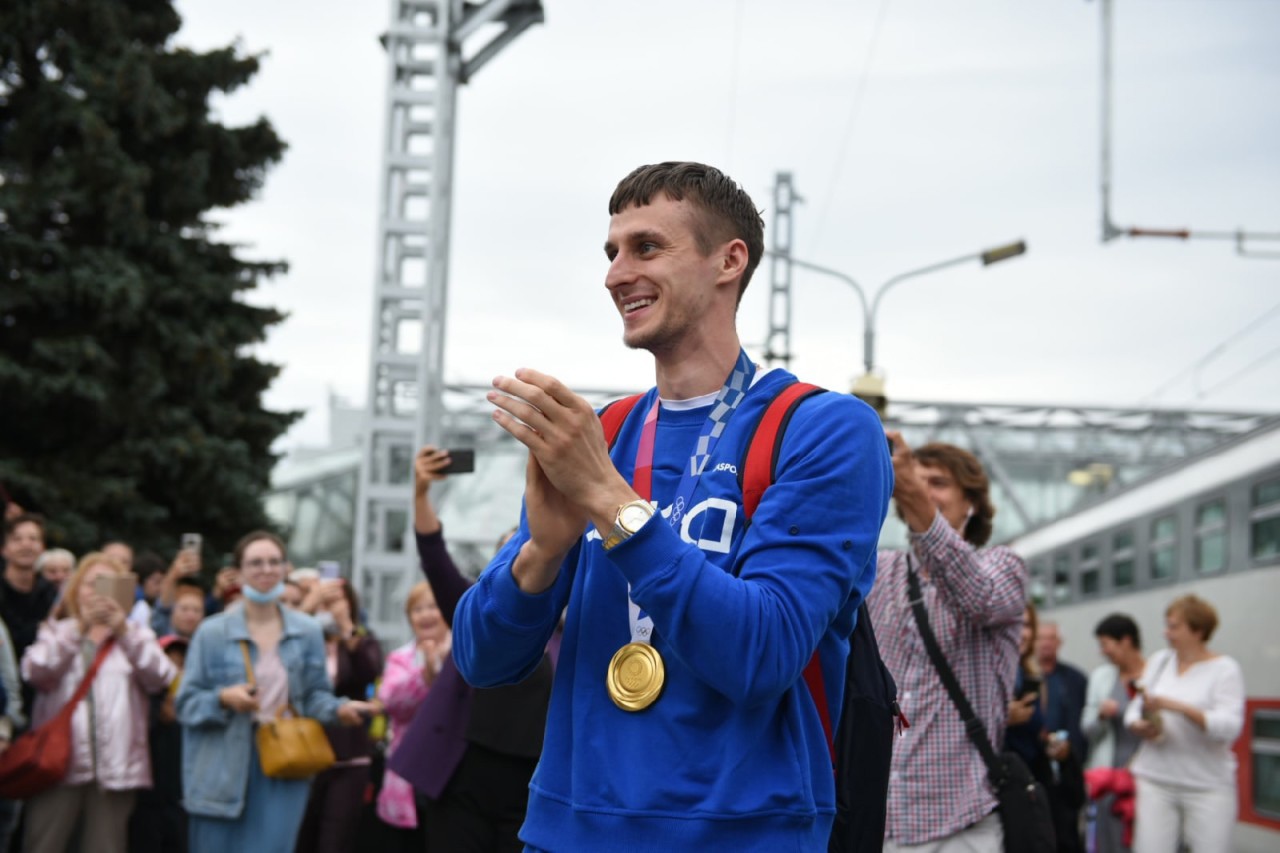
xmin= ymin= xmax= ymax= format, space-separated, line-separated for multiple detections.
xmin=242 ymin=558 xmax=285 ymax=570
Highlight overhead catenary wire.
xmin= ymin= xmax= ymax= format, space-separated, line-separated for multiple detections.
xmin=1197 ymin=342 xmax=1280 ymax=401
xmin=812 ymin=0 xmax=894 ymax=250
xmin=1141 ymin=298 xmax=1280 ymax=403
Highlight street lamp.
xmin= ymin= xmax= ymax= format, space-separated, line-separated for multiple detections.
xmin=769 ymin=240 xmax=1027 ymax=415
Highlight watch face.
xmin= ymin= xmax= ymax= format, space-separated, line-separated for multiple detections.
xmin=620 ymin=503 xmax=653 ymax=534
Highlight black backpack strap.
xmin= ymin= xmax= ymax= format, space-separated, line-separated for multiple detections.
xmin=905 ymin=564 xmax=1006 ymax=785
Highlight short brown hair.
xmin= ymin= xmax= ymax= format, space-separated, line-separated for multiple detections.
xmin=609 ymin=162 xmax=764 ymax=304
xmin=63 ymin=552 xmax=128 ymax=620
xmin=913 ymin=443 xmax=995 ymax=547
xmin=232 ymin=530 xmax=287 ymax=568
xmin=4 ymin=512 xmax=46 ymax=542
xmin=1167 ymin=593 xmax=1219 ymax=642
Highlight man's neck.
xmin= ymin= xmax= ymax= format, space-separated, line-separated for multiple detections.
xmin=3 ymin=565 xmax=36 ymax=594
xmin=1038 ymin=657 xmax=1058 ymax=675
xmin=652 ymin=333 xmax=743 ymax=401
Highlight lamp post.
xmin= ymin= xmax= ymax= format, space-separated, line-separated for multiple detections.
xmin=769 ymin=240 xmax=1027 ymax=415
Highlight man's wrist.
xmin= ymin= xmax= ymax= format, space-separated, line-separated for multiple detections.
xmin=511 ymin=541 xmax=564 ymax=594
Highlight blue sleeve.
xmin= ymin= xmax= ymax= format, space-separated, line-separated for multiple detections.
xmin=176 ymin=620 xmax=234 ymax=729
xmin=612 ymin=393 xmax=891 ymax=706
xmin=452 ymin=508 xmax=577 ymax=688
xmin=294 ymin=622 xmax=344 ymax=725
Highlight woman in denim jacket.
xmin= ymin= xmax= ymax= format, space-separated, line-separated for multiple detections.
xmin=177 ymin=531 xmax=375 ymax=853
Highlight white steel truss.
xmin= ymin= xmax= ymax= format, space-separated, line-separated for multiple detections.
xmin=353 ymin=0 xmax=542 ymax=644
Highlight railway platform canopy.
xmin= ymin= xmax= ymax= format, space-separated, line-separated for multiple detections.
xmin=267 ymin=386 xmax=1276 ymax=580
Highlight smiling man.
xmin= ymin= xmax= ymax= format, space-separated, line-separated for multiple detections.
xmin=452 ymin=162 xmax=892 ymax=851
xmin=868 ymin=439 xmax=1028 ymax=852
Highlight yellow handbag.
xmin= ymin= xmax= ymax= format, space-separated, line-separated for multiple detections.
xmin=240 ymin=641 xmax=336 ymax=779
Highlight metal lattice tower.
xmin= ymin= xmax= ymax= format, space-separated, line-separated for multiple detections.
xmin=353 ymin=0 xmax=543 ymax=644
xmin=763 ymin=172 xmax=799 ymax=367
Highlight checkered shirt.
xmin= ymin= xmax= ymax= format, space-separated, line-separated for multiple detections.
xmin=867 ymin=512 xmax=1027 ymax=845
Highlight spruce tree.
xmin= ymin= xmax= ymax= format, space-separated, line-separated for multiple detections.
xmin=0 ymin=0 xmax=298 ymax=558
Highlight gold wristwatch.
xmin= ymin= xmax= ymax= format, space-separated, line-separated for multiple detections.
xmin=602 ymin=500 xmax=655 ymax=551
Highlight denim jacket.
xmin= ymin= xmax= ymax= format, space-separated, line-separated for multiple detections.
xmin=176 ymin=605 xmax=344 ymax=819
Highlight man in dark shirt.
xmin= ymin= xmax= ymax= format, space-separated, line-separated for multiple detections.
xmin=0 ymin=514 xmax=59 ymax=704
xmin=1036 ymin=619 xmax=1089 ymax=853
xmin=1037 ymin=620 xmax=1089 ymax=761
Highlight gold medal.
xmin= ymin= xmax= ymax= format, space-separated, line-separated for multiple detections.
xmin=606 ymin=642 xmax=665 ymax=711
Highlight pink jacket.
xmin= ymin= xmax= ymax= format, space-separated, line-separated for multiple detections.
xmin=376 ymin=642 xmax=432 ymax=828
xmin=21 ymin=619 xmax=175 ymax=790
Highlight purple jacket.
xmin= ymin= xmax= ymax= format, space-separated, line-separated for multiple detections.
xmin=386 ymin=530 xmax=556 ymax=799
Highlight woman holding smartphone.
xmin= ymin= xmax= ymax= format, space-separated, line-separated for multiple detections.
xmin=20 ymin=552 xmax=176 ymax=853
xmin=177 ymin=531 xmax=376 ymax=853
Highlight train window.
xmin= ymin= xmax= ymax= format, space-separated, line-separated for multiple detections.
xmin=1080 ymin=542 xmax=1101 ymax=596
xmin=1253 ymin=708 xmax=1280 ymax=820
xmin=1150 ymin=514 xmax=1177 ymax=582
xmin=1251 ymin=478 xmax=1280 ymax=562
xmin=1194 ymin=498 xmax=1228 ymax=574
xmin=1053 ymin=552 xmax=1072 ymax=603
xmin=1112 ymin=529 xmax=1135 ymax=588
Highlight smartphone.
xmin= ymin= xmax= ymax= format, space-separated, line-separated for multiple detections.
xmin=317 ymin=560 xmax=341 ymax=581
xmin=181 ymin=532 xmax=202 ymax=553
xmin=440 ymin=448 xmax=475 ymax=475
xmin=93 ymin=573 xmax=138 ymax=611
xmin=1020 ymin=675 xmax=1043 ymax=698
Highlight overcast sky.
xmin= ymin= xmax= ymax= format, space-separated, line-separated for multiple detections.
xmin=174 ymin=0 xmax=1280 ymax=450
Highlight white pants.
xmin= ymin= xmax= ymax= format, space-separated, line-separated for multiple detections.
xmin=884 ymin=812 xmax=1003 ymax=853
xmin=1133 ymin=777 xmax=1235 ymax=853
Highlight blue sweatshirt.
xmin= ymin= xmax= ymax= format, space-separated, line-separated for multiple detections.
xmin=453 ymin=368 xmax=893 ymax=852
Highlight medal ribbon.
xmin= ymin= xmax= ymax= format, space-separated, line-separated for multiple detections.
xmin=625 ymin=349 xmax=757 ymax=645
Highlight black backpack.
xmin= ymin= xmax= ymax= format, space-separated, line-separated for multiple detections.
xmin=600 ymin=382 xmax=899 ymax=853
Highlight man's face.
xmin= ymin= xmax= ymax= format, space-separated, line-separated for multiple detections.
xmin=604 ymin=195 xmax=725 ymax=355
xmin=914 ymin=463 xmax=971 ymax=534
xmin=171 ymin=595 xmax=205 ymax=637
xmin=1036 ymin=623 xmax=1061 ymax=663
xmin=2 ymin=521 xmax=45 ymax=572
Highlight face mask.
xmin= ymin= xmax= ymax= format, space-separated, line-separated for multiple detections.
xmin=243 ymin=581 xmax=285 ymax=605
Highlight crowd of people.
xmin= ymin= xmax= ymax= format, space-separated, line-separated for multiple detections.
xmin=0 ymin=161 xmax=1251 ymax=852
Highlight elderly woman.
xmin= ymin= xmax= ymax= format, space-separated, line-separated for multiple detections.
xmin=374 ymin=580 xmax=451 ymax=846
xmin=35 ymin=548 xmax=75 ymax=592
xmin=1125 ymin=594 xmax=1244 ymax=853
xmin=177 ymin=531 xmax=375 ymax=853
xmin=20 ymin=552 xmax=175 ymax=853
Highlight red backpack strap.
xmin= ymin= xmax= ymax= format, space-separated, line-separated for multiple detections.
xmin=738 ymin=381 xmax=834 ymax=766
xmin=599 ymin=394 xmax=645 ymax=449
xmin=739 ymin=382 xmax=824 ymax=519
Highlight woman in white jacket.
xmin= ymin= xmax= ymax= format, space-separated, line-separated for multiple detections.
xmin=20 ymin=552 xmax=175 ymax=853
xmin=1124 ymin=594 xmax=1244 ymax=853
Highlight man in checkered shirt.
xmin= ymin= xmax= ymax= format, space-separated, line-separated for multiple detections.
xmin=868 ymin=437 xmax=1027 ymax=852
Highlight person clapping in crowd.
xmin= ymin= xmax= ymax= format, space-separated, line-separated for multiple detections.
xmin=20 ymin=552 xmax=176 ymax=853
xmin=374 ymin=579 xmax=450 ymax=847
xmin=1125 ymin=594 xmax=1244 ymax=853
xmin=294 ymin=580 xmax=384 ymax=853
xmin=177 ymin=531 xmax=375 ymax=853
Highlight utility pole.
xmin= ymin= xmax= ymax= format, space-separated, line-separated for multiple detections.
xmin=763 ymin=172 xmax=800 ymax=367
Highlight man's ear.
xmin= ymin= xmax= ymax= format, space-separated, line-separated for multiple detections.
xmin=716 ymin=238 xmax=749 ymax=286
